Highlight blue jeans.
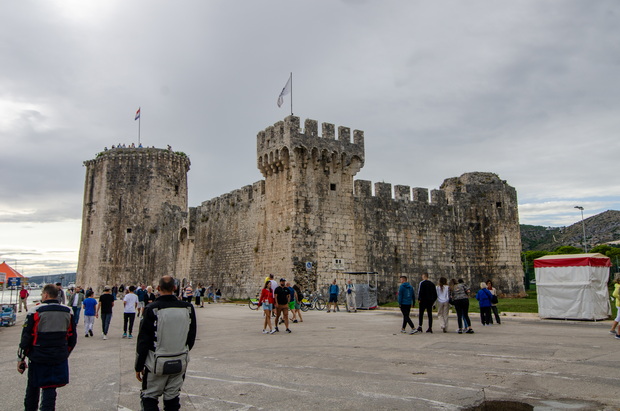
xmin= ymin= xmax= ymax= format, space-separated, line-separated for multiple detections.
xmin=72 ymin=306 xmax=81 ymax=325
xmin=454 ymin=298 xmax=471 ymax=329
xmin=101 ymin=312 xmax=112 ymax=335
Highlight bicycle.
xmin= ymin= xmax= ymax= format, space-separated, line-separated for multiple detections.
xmin=303 ymin=291 xmax=326 ymax=311
xmin=314 ymin=296 xmax=326 ymax=311
xmin=298 ymin=295 xmax=312 ymax=312
xmin=248 ymin=294 xmax=259 ymax=310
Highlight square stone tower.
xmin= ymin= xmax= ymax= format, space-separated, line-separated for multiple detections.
xmin=256 ymin=116 xmax=365 ymax=290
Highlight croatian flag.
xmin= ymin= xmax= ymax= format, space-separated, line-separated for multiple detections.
xmin=135 ymin=107 xmax=141 ymax=120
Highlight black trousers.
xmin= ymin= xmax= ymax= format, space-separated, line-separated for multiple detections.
xmin=418 ymin=301 xmax=434 ymax=329
xmin=24 ymin=366 xmax=57 ymax=411
xmin=400 ymin=304 xmax=415 ymax=330
xmin=123 ymin=312 xmax=136 ymax=334
xmin=480 ymin=306 xmax=492 ymax=325
xmin=490 ymin=305 xmax=501 ymax=324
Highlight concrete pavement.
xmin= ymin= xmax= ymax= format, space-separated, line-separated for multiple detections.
xmin=1 ymin=301 xmax=618 ymax=410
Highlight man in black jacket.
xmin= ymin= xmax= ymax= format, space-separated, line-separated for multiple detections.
xmin=18 ymin=283 xmax=77 ymax=411
xmin=135 ymin=276 xmax=197 ymax=411
xmin=417 ymin=273 xmax=438 ymax=333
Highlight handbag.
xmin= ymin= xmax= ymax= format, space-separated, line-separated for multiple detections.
xmin=491 ymin=294 xmax=498 ymax=304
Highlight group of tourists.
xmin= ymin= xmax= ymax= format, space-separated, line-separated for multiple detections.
xmin=105 ymin=143 xmax=143 ymax=149
xmin=323 ymin=278 xmax=358 ymax=313
xmin=257 ymin=274 xmax=304 ymax=334
xmin=17 ymin=276 xmax=197 ymax=411
xmin=398 ymin=274 xmax=501 ymax=335
xmin=181 ymin=283 xmax=221 ymax=306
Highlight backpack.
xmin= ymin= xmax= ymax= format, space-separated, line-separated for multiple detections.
xmin=145 ymin=306 xmax=192 ymax=375
xmin=490 ymin=290 xmax=499 ymax=304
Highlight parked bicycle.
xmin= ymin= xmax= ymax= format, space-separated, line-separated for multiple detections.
xmin=302 ymin=291 xmax=326 ymax=311
xmin=298 ymin=295 xmax=313 ymax=312
xmin=248 ymin=294 xmax=259 ymax=310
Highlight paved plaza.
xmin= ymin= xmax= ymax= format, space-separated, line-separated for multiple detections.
xmin=1 ymin=302 xmax=618 ymax=410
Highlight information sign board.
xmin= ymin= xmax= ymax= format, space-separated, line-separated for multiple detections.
xmin=8 ymin=277 xmax=21 ymax=287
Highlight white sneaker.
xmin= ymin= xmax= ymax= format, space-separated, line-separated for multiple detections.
xmin=103 ymin=334 xmax=107 ymax=340
xmin=262 ymin=329 xmax=268 ymax=334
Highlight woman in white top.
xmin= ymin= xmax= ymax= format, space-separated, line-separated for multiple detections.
xmin=436 ymin=277 xmax=450 ymax=333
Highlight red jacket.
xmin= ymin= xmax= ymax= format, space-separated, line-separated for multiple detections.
xmin=258 ymin=288 xmax=274 ymax=305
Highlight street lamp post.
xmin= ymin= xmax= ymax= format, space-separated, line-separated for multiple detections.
xmin=574 ymin=206 xmax=588 ymax=253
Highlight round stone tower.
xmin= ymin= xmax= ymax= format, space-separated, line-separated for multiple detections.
xmin=440 ymin=172 xmax=526 ymax=296
xmin=77 ymin=147 xmax=190 ymax=292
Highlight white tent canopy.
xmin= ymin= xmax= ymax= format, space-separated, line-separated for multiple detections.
xmin=534 ymin=253 xmax=611 ymax=320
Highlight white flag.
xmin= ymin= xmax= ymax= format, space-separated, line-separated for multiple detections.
xmin=277 ymin=75 xmax=291 ymax=108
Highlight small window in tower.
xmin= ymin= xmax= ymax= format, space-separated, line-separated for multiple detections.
xmin=496 ymin=202 xmax=502 ymax=208
xmin=175 ymin=185 xmax=179 ymax=195
xmin=127 ymin=228 xmax=132 ymax=234
xmin=330 ymin=183 xmax=337 ymax=191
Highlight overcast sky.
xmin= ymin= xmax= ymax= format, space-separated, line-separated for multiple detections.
xmin=2 ymin=1 xmax=619 ymax=277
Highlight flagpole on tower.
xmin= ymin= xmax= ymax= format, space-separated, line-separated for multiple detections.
xmin=290 ymin=72 xmax=293 ymax=116
xmin=135 ymin=107 xmax=141 ymax=145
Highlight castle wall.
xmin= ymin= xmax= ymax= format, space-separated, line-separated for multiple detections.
xmin=186 ymin=183 xmax=266 ymax=297
xmin=78 ymin=116 xmax=525 ymax=301
xmin=184 ymin=117 xmax=524 ymax=300
xmin=352 ymin=173 xmax=525 ymax=301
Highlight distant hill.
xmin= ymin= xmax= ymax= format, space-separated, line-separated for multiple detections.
xmin=521 ymin=210 xmax=620 ymax=251
xmin=27 ymin=272 xmax=76 ymax=287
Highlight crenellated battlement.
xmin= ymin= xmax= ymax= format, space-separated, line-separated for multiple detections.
xmin=257 ymin=115 xmax=364 ymax=177
xmin=85 ymin=147 xmax=191 ymax=171
xmin=353 ymin=172 xmax=514 ymax=208
xmin=354 ymin=180 xmax=438 ymax=204
xmin=198 ymin=181 xmax=266 ymax=214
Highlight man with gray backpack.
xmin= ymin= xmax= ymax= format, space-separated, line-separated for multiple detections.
xmin=135 ymin=276 xmax=197 ymax=411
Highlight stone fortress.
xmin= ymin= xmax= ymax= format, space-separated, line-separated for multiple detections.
xmin=77 ymin=115 xmax=526 ymax=301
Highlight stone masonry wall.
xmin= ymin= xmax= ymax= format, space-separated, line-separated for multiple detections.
xmin=353 ymin=173 xmax=525 ymax=302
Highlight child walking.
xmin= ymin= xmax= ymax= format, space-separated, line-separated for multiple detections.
xmin=82 ymin=290 xmax=98 ymax=338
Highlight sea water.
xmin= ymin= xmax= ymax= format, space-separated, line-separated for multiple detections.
xmin=0 ymin=289 xmax=44 ymax=305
